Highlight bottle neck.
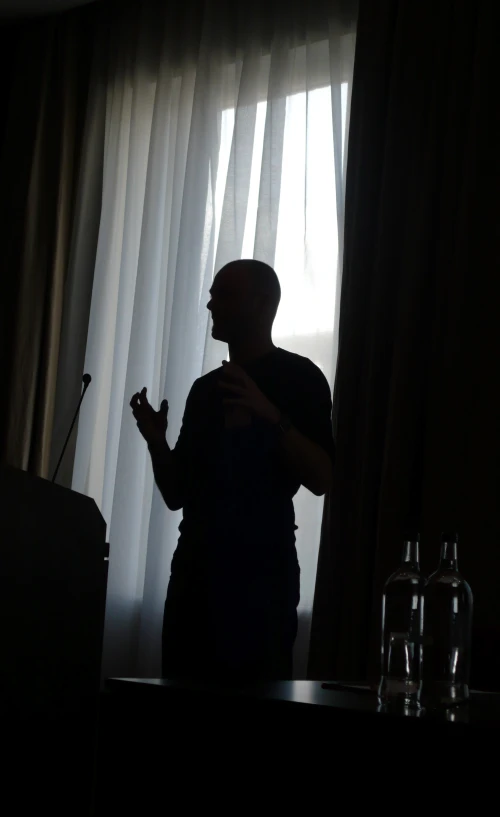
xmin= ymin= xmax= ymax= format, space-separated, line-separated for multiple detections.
xmin=402 ymin=540 xmax=420 ymax=570
xmin=439 ymin=541 xmax=458 ymax=570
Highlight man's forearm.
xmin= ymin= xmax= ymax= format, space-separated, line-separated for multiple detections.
xmin=277 ymin=422 xmax=332 ymax=496
xmin=148 ymin=439 xmax=183 ymax=511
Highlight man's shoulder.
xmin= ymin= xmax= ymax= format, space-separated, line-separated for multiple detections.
xmin=274 ymin=347 xmax=330 ymax=386
xmin=189 ymin=366 xmax=222 ymax=395
xmin=188 ymin=348 xmax=330 ymax=393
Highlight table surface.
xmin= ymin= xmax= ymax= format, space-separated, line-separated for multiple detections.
xmin=105 ymin=677 xmax=500 ymax=727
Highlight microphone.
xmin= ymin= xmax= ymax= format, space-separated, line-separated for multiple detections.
xmin=51 ymin=373 xmax=92 ymax=484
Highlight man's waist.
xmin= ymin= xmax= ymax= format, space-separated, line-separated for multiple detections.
xmin=174 ymin=521 xmax=298 ymax=574
xmin=183 ymin=491 xmax=295 ymax=520
xmin=179 ymin=513 xmax=297 ymax=545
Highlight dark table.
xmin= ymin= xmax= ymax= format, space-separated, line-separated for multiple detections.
xmin=94 ymin=678 xmax=499 ymax=813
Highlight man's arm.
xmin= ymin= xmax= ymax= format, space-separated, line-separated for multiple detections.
xmin=130 ymin=383 xmax=195 ymax=511
xmin=148 ymin=381 xmax=199 ymax=511
xmin=219 ymin=360 xmax=334 ymax=497
xmin=148 ymin=439 xmax=184 ymax=511
xmin=130 ymin=387 xmax=183 ymax=510
xmin=273 ymin=417 xmax=333 ymax=497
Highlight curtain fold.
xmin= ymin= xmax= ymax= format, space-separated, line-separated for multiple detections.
xmin=0 ymin=5 xmax=99 ymax=478
xmin=71 ymin=0 xmax=357 ymax=679
xmin=309 ymin=0 xmax=500 ymax=688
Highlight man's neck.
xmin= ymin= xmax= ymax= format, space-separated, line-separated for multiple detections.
xmin=228 ymin=337 xmax=275 ymax=366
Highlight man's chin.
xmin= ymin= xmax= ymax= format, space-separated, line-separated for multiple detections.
xmin=211 ymin=325 xmax=227 ymax=342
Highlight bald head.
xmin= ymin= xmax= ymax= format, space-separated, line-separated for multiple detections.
xmin=207 ymin=259 xmax=281 ymax=344
xmin=239 ymin=259 xmax=281 ymax=318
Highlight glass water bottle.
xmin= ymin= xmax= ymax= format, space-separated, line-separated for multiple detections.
xmin=378 ymin=535 xmax=424 ymax=709
xmin=422 ymin=533 xmax=473 ymax=708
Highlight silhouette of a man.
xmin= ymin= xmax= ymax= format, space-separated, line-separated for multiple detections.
xmin=130 ymin=259 xmax=335 ymax=681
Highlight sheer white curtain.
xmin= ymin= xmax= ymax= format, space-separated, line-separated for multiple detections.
xmin=72 ymin=0 xmax=357 ymax=679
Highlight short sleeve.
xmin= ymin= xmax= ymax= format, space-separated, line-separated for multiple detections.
xmin=291 ymin=364 xmax=335 ymax=464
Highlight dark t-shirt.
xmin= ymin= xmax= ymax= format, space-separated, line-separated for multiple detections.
xmin=170 ymin=346 xmax=335 ymax=577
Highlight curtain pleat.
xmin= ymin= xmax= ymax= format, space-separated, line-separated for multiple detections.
xmin=0 ymin=6 xmax=99 ymax=478
xmin=309 ymin=0 xmax=500 ymax=689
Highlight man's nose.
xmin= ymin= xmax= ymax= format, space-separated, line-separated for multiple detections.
xmin=207 ymin=299 xmax=212 ymax=311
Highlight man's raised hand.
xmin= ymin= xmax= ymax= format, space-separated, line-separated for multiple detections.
xmin=130 ymin=387 xmax=169 ymax=445
xmin=218 ymin=361 xmax=280 ymax=425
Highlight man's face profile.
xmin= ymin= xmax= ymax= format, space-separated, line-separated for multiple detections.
xmin=207 ymin=263 xmax=259 ymax=344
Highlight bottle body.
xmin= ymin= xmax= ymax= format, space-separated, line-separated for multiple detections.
xmin=378 ymin=538 xmax=424 ymax=709
xmin=422 ymin=535 xmax=473 ymax=708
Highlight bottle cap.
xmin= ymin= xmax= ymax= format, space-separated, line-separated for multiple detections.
xmin=441 ymin=531 xmax=459 ymax=543
xmin=403 ymin=531 xmax=420 ymax=542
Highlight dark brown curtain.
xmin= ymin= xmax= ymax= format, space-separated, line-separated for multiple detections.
xmin=0 ymin=5 xmax=99 ymax=477
xmin=309 ymin=0 xmax=500 ymax=689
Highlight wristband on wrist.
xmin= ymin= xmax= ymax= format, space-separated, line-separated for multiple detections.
xmin=276 ymin=412 xmax=292 ymax=434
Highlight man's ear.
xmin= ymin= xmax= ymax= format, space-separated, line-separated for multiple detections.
xmin=255 ymin=292 xmax=268 ymax=315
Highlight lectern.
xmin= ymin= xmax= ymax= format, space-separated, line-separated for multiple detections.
xmin=0 ymin=463 xmax=108 ymax=712
xmin=0 ymin=464 xmax=109 ymax=815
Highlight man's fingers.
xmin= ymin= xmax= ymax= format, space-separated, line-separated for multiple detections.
xmin=223 ymin=397 xmax=246 ymax=407
xmin=221 ymin=372 xmax=244 ymax=383
xmin=219 ymin=370 xmax=246 ymax=389
xmin=219 ymin=379 xmax=245 ymax=394
xmin=138 ymin=387 xmax=151 ymax=408
xmin=221 ymin=361 xmax=246 ymax=380
xmin=130 ymin=390 xmax=149 ymax=414
xmin=131 ymin=389 xmax=168 ymax=417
